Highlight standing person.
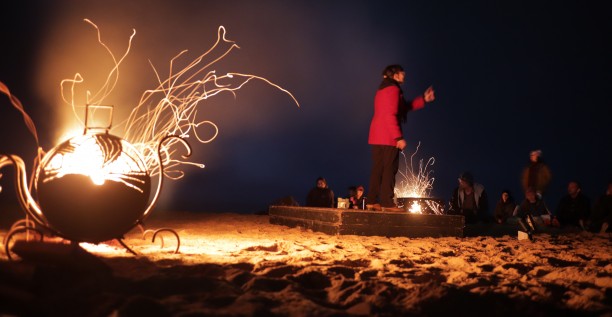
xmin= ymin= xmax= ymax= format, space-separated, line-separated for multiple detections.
xmin=306 ymin=177 xmax=335 ymax=208
xmin=366 ymin=64 xmax=435 ymax=211
xmin=555 ymin=180 xmax=590 ymax=230
xmin=494 ymin=189 xmax=516 ymax=224
xmin=449 ymin=172 xmax=489 ymax=224
xmin=521 ymin=149 xmax=552 ymax=199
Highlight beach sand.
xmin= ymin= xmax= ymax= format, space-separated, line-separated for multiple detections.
xmin=1 ymin=211 xmax=610 ymax=316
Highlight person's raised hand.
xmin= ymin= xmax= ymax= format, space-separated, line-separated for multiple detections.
xmin=424 ymin=86 xmax=435 ymax=102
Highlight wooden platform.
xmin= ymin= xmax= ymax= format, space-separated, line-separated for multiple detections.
xmin=269 ymin=206 xmax=464 ymax=238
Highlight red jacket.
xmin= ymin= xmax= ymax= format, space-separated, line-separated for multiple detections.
xmin=368 ymin=84 xmax=425 ymax=146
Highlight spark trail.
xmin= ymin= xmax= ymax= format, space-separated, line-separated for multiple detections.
xmin=60 ymin=20 xmax=300 ymax=180
xmin=394 ymin=142 xmax=435 ymax=198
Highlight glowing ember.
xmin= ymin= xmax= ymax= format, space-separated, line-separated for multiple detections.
xmin=408 ymin=201 xmax=422 ymax=214
xmin=40 ymin=103 xmax=148 ymax=192
xmin=42 ymin=133 xmax=148 ymax=190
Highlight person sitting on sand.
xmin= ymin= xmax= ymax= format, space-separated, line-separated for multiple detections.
xmin=513 ymin=187 xmax=557 ymax=235
xmin=449 ymin=172 xmax=489 ymax=224
xmin=494 ymin=189 xmax=516 ymax=224
xmin=555 ymin=180 xmax=590 ymax=230
xmin=306 ymin=177 xmax=335 ymax=208
xmin=349 ymin=185 xmax=367 ymax=210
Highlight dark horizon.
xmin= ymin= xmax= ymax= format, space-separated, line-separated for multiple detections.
xmin=1 ymin=0 xmax=611 ymax=216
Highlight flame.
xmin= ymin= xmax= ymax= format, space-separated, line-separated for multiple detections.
xmin=47 ymin=137 xmax=111 ymax=185
xmin=408 ymin=201 xmax=422 ymax=214
xmin=42 ymin=134 xmax=148 ymax=192
xmin=58 ymin=21 xmax=299 ymax=182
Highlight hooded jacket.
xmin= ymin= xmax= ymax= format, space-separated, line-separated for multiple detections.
xmin=450 ymin=183 xmax=489 ymax=216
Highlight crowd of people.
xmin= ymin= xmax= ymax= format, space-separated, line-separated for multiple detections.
xmin=304 ymin=169 xmax=611 ymax=236
xmin=301 ymin=64 xmax=611 ymax=236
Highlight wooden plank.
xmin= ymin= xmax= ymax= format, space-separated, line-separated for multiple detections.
xmin=269 ymin=206 xmax=464 ymax=238
xmin=341 ymin=212 xmax=463 ymax=227
xmin=338 ymin=225 xmax=464 ymax=238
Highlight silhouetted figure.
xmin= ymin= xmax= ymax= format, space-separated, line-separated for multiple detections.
xmin=450 ymin=172 xmax=489 ymax=224
xmin=588 ymin=180 xmax=612 ymax=233
xmin=521 ymin=149 xmax=551 ymax=199
xmin=366 ymin=64 xmax=435 ymax=211
xmin=306 ymin=177 xmax=334 ymax=208
xmin=555 ymin=180 xmax=590 ymax=230
xmin=494 ymin=189 xmax=516 ymax=224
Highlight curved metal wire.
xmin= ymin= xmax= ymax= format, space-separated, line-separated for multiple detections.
xmin=0 ymin=155 xmax=52 ymax=232
xmin=4 ymin=226 xmax=44 ymax=261
xmin=0 ymin=135 xmax=189 ymax=257
xmin=140 ymin=135 xmax=192 ymax=223
xmin=151 ymin=228 xmax=180 ymax=254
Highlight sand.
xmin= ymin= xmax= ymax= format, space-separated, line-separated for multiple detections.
xmin=0 ymin=211 xmax=611 ymax=316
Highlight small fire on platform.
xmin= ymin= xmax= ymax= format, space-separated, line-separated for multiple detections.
xmin=396 ymin=197 xmax=446 ymax=215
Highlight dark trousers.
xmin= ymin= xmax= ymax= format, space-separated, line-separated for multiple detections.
xmin=367 ymin=145 xmax=399 ymax=207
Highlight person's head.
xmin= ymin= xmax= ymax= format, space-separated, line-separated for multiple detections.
xmin=316 ymin=177 xmax=327 ymax=188
xmin=567 ymin=180 xmax=581 ymax=197
xmin=529 ymin=149 xmax=542 ymax=163
xmin=525 ymin=187 xmax=537 ymax=202
xmin=382 ymin=64 xmax=405 ymax=84
xmin=458 ymin=172 xmax=474 ymax=189
xmin=607 ymin=180 xmax=612 ymax=196
xmin=501 ymin=190 xmax=511 ymax=202
xmin=356 ymin=185 xmax=365 ymax=197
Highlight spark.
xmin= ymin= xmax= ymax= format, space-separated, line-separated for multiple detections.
xmin=424 ymin=199 xmax=445 ymax=215
xmin=394 ymin=142 xmax=435 ymax=199
xmin=60 ymin=21 xmax=300 ymax=181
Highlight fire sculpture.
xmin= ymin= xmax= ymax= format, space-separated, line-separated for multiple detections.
xmin=1 ymin=20 xmax=299 ymax=258
xmin=394 ymin=142 xmax=446 ymax=214
xmin=0 ymin=104 xmax=179 ymax=246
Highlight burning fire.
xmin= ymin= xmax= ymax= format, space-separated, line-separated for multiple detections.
xmin=0 ymin=20 xmax=300 ymax=245
xmin=393 ymin=142 xmax=445 ymax=215
xmin=394 ymin=142 xmax=435 ymax=199
xmin=59 ymin=20 xmax=299 ymax=180
xmin=41 ymin=133 xmax=148 ymax=191
xmin=408 ymin=201 xmax=422 ymax=214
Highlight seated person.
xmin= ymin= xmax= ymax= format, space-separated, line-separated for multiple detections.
xmin=449 ymin=172 xmax=489 ymax=224
xmin=306 ymin=177 xmax=334 ymax=208
xmin=349 ymin=185 xmax=367 ymax=210
xmin=494 ymin=189 xmax=516 ymax=224
xmin=555 ymin=180 xmax=590 ymax=230
xmin=513 ymin=187 xmax=556 ymax=234
xmin=589 ymin=181 xmax=612 ymax=233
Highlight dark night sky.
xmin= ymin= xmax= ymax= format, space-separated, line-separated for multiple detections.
xmin=1 ymin=1 xmax=610 ymax=215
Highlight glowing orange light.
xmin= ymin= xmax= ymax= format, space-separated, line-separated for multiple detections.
xmin=41 ymin=133 xmax=149 ymax=191
xmin=408 ymin=201 xmax=422 ymax=214
xmin=0 ymin=20 xmax=301 ymax=245
xmin=59 ymin=20 xmax=300 ymax=182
